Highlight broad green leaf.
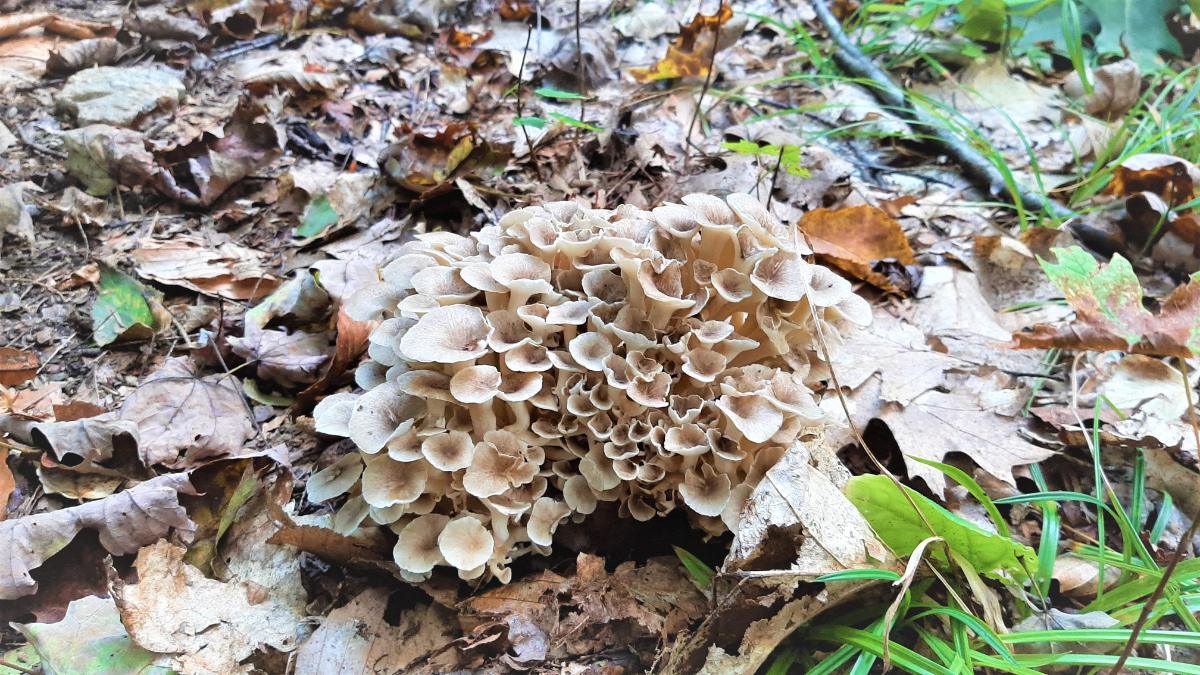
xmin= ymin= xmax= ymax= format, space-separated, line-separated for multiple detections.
xmin=720 ymin=140 xmax=811 ymax=177
xmin=845 ymin=475 xmax=1037 ymax=582
xmin=1018 ymin=246 xmax=1200 ymax=356
xmin=673 ymin=546 xmax=714 ymax=590
xmin=296 ymin=194 xmax=338 ymax=238
xmin=958 ymin=0 xmax=1008 ymax=43
xmin=14 ymin=595 xmax=167 ymax=675
xmin=242 ymin=378 xmax=295 ymax=407
xmin=513 ymin=116 xmax=547 ymax=128
xmin=91 ymin=264 xmax=156 ymax=347
xmin=534 ymin=87 xmax=587 ymax=100
xmin=1079 ymin=0 xmax=1183 ymax=69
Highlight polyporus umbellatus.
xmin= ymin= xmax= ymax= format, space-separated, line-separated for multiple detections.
xmin=311 ymin=193 xmax=869 ymax=582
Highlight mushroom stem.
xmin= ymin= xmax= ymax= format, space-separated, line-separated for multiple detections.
xmin=469 ymin=402 xmax=497 ymax=433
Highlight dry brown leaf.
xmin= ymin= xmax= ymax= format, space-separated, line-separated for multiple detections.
xmin=294 ymin=588 xmax=458 ymax=675
xmin=45 ymin=37 xmax=124 ymax=75
xmin=29 ymin=415 xmax=139 ymax=466
xmin=125 ymin=6 xmax=208 ymax=41
xmin=380 ymin=122 xmax=476 ymax=193
xmin=0 ymin=13 xmax=113 ymax=39
xmin=117 ymin=357 xmax=255 ymax=468
xmin=229 ymin=328 xmax=332 ymax=389
xmin=266 ymin=524 xmax=391 ymax=568
xmin=113 ymin=540 xmax=302 ymax=674
xmin=800 ymin=205 xmax=917 ymax=293
xmin=830 ymin=309 xmax=961 ymax=406
xmin=0 ymin=473 xmax=195 ymax=600
xmin=294 ymin=308 xmax=375 ymax=411
xmin=131 ymin=235 xmax=281 ymax=301
xmin=629 ymin=3 xmax=737 ymax=82
xmin=1107 ymin=153 xmax=1200 ymax=206
xmin=0 ymin=347 xmax=38 ymax=387
xmin=1064 ymin=59 xmax=1140 ymax=118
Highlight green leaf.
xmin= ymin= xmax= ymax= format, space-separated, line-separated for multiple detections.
xmin=513 ymin=116 xmax=547 ymax=129
xmin=719 ymin=140 xmax=811 ymax=177
xmin=815 ymin=569 xmax=902 ymax=583
xmin=547 ymin=113 xmax=603 ymax=133
xmin=242 ymin=378 xmax=295 ymax=407
xmin=91 ymin=264 xmax=156 ymax=347
xmin=1040 ymin=246 xmax=1147 ymax=348
xmin=1079 ymin=0 xmax=1183 ymax=69
xmin=958 ymin=0 xmax=1008 ymax=43
xmin=296 ymin=193 xmax=338 ymax=238
xmin=534 ymin=87 xmax=587 ymax=100
xmin=14 ymin=595 xmax=166 ymax=675
xmin=845 ymin=475 xmax=1037 ymax=582
xmin=673 ymin=546 xmax=714 ymax=590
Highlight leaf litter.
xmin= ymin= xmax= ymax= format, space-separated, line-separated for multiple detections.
xmin=0 ymin=0 xmax=1198 ymax=671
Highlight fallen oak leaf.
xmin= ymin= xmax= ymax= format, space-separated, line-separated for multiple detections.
xmin=0 ymin=448 xmax=13 ymax=520
xmin=0 ymin=473 xmax=195 ymax=600
xmin=13 ymin=595 xmax=167 ymax=674
xmin=1012 ymin=246 xmax=1200 ymax=357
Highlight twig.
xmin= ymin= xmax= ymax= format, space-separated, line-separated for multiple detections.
xmin=766 ymin=144 xmax=785 ymax=211
xmin=683 ymin=3 xmax=723 ymax=167
xmin=807 ymin=0 xmax=1075 ymax=224
xmin=574 ymin=0 xmax=585 ymax=123
xmin=515 ymin=24 xmax=535 ymax=157
xmin=1110 ymin=359 xmax=1200 ymax=673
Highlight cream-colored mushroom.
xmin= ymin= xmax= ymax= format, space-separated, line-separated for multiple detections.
xmin=399 ymin=305 xmax=491 ymax=364
xmin=361 ymin=454 xmax=428 ymax=508
xmin=679 ymin=462 xmax=732 ymax=517
xmin=394 ymin=513 xmax=450 ymax=573
xmin=421 ymin=430 xmax=475 ymax=471
xmin=527 ymin=497 xmax=571 ymax=546
xmin=437 ymin=516 xmax=495 ymax=570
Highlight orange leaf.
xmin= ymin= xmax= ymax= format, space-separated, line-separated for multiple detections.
xmin=0 ymin=347 xmax=38 ymax=387
xmin=799 ymin=205 xmax=917 ymax=294
xmin=1107 ymin=153 xmax=1200 ymax=207
xmin=294 ymin=307 xmax=375 ymax=412
xmin=629 ymin=3 xmax=734 ymax=82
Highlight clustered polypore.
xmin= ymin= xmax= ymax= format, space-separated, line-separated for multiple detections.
xmin=311 ymin=193 xmax=870 ymax=582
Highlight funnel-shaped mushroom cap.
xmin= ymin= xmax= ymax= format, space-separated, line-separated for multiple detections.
xmin=763 ymin=371 xmax=823 ymax=420
xmin=411 ymin=266 xmax=477 ymax=300
xmin=348 ymin=383 xmax=426 ymax=454
xmin=692 ymin=320 xmax=735 ymax=345
xmin=313 ymin=392 xmax=359 ymax=437
xmin=652 ymin=203 xmax=701 ymax=238
xmin=545 ymin=300 xmax=594 ymax=325
xmin=492 ymin=253 xmax=553 ymax=294
xmin=628 ymin=371 xmax=671 ymax=408
xmin=564 ymin=475 xmax=597 ymax=514
xmin=833 ymin=292 xmax=872 ymax=326
xmin=399 ymin=305 xmax=491 ymax=363
xmin=306 ymin=453 xmax=363 ymax=502
xmin=394 ymin=513 xmax=450 ymax=573
xmin=682 ymin=348 xmax=727 ymax=383
xmin=581 ymin=268 xmax=626 ymax=303
xmin=505 ymin=342 xmax=553 ymax=372
xmin=681 ymin=193 xmax=736 ymax=224
xmin=362 ymin=454 xmax=428 ymax=508
xmin=663 ymin=423 xmax=710 ymax=456
xmin=751 ymin=250 xmax=812 ymax=302
xmin=395 ymin=369 xmax=454 ymax=401
xmin=485 ymin=310 xmax=534 ymax=352
xmin=497 ymin=372 xmax=543 ymax=401
xmin=458 ymin=262 xmax=505 ymax=292
xmin=716 ymin=393 xmax=784 ymax=443
xmin=568 ymin=332 xmax=614 ymax=372
xmin=345 ymin=283 xmax=404 ymax=321
xmin=449 ymin=365 xmax=502 ymax=403
xmin=382 ymin=254 xmax=438 ymax=289
xmin=680 ymin=462 xmax=733 ymax=517
xmin=808 ymin=265 xmax=852 ymax=307
xmin=527 ymin=497 xmax=571 ymax=546
xmin=438 ymin=516 xmax=494 ymax=570
xmin=421 ymin=430 xmax=475 ymax=471
xmin=711 ymin=268 xmax=753 ymax=302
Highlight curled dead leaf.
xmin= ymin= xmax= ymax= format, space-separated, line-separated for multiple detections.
xmin=45 ymin=37 xmax=124 ymax=76
xmin=1107 ymin=153 xmax=1200 ymax=206
xmin=131 ymin=235 xmax=281 ymax=301
xmin=629 ymin=3 xmax=741 ymax=82
xmin=799 ymin=205 xmax=918 ymax=294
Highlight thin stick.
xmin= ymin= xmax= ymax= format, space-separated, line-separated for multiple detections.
xmin=807 ymin=0 xmax=1075 ymax=224
xmin=1109 ymin=359 xmax=1200 ymax=673
xmin=574 ymin=0 xmax=585 ymax=123
xmin=515 ymin=24 xmax=535 ymax=156
xmin=766 ymin=144 xmax=785 ymax=211
xmin=683 ymin=3 xmax=722 ymax=167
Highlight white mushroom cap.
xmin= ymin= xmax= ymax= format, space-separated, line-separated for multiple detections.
xmin=410 ymin=266 xmax=477 ymax=301
xmin=485 ymin=310 xmax=533 ymax=352
xmin=527 ymin=498 xmax=571 ymax=546
xmin=679 ymin=462 xmax=732 ymax=517
xmin=306 ymin=453 xmax=363 ymax=502
xmin=313 ymin=392 xmax=359 ymax=437
xmin=492 ymin=253 xmax=553 ymax=294
xmin=348 ymin=383 xmax=426 ymax=454
xmin=563 ymin=475 xmax=598 ymax=514
xmin=716 ymin=393 xmax=784 ymax=443
xmin=438 ymin=516 xmax=495 ymax=570
xmin=361 ymin=455 xmax=429 ymax=508
xmin=682 ymin=348 xmax=728 ymax=383
xmin=382 ymin=254 xmax=438 ymax=289
xmin=345 ymin=283 xmax=404 ymax=321
xmin=421 ymin=430 xmax=476 ymax=471
xmin=497 ymin=372 xmax=543 ymax=402
xmin=505 ymin=342 xmax=553 ymax=372
xmin=395 ymin=369 xmax=455 ymax=401
xmin=449 ymin=365 xmax=502 ymax=403
xmin=663 ymin=423 xmax=710 ymax=456
xmin=394 ymin=513 xmax=450 ymax=573
xmin=545 ymin=300 xmax=594 ymax=325
xmin=568 ymin=333 xmax=614 ymax=372
xmin=807 ymin=265 xmax=853 ymax=307
xmin=711 ymin=268 xmax=754 ymax=302
xmin=399 ymin=305 xmax=492 ymax=363
xmin=751 ymin=250 xmax=812 ymax=302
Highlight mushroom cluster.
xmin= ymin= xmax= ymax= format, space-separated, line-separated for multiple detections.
xmin=311 ymin=193 xmax=870 ymax=582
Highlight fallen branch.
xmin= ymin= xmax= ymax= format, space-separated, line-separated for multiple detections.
xmin=808 ymin=0 xmax=1075 ymax=224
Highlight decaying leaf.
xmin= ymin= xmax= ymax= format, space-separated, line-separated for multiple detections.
xmin=294 ymin=588 xmax=458 ymax=675
xmin=131 ymin=234 xmax=281 ymax=301
xmin=1013 ymin=246 xmax=1200 ymax=357
xmin=13 ymin=595 xmax=166 ymax=674
xmin=0 ymin=12 xmax=114 ymax=40
xmin=295 ymin=307 xmax=375 ymax=411
xmin=0 ymin=448 xmax=14 ymax=520
xmin=380 ymin=122 xmax=477 ymax=193
xmin=0 ymin=473 xmax=195 ymax=600
xmin=113 ymin=540 xmax=302 ymax=674
xmin=629 ymin=3 xmax=739 ymax=82
xmin=45 ymin=38 xmax=125 ymax=76
xmin=1063 ymin=59 xmax=1140 ymax=118
xmin=0 ymin=347 xmax=38 ymax=386
xmin=125 ymin=6 xmax=208 ymax=41
xmin=56 ymin=65 xmax=185 ymax=128
xmin=90 ymin=264 xmax=157 ymax=347
xmin=29 ymin=414 xmax=139 ymax=466
xmin=117 ymin=357 xmax=256 ymax=468
xmin=1107 ymin=153 xmax=1200 ymax=206
xmin=800 ymin=204 xmax=918 ymax=293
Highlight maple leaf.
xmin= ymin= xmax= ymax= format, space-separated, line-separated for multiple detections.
xmin=628 ymin=3 xmax=735 ymax=82
xmin=1013 ymin=246 xmax=1200 ymax=357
